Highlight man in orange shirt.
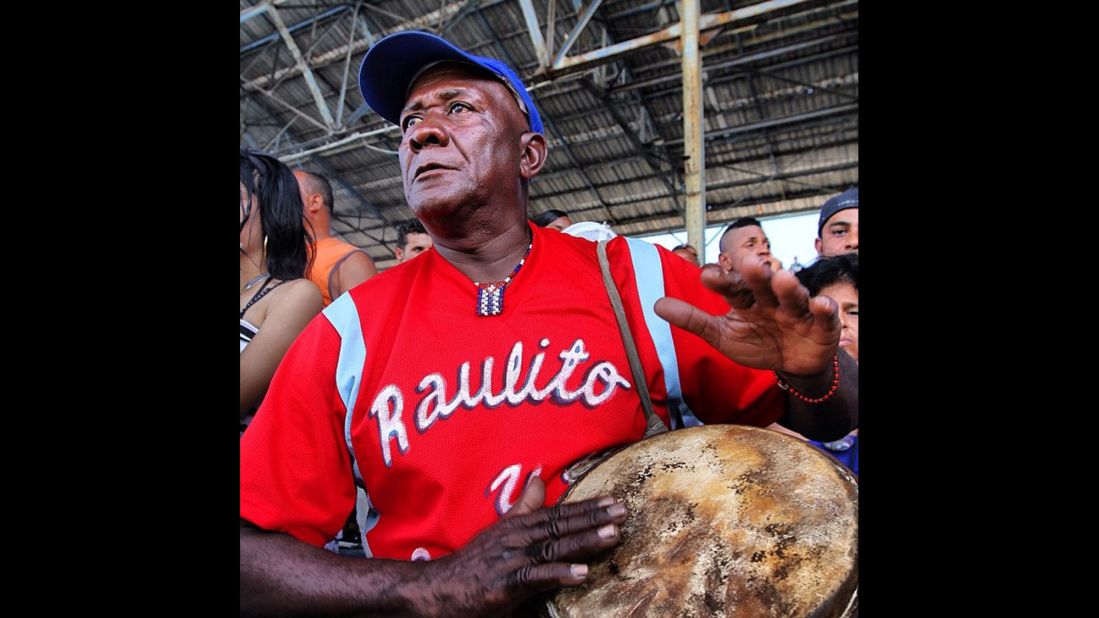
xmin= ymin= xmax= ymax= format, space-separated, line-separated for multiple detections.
xmin=294 ymin=170 xmax=377 ymax=305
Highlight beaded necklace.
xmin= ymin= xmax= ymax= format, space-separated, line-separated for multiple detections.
xmin=474 ymin=242 xmax=533 ymax=317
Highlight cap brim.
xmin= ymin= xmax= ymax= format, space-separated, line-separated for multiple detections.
xmin=358 ymin=31 xmax=481 ymax=127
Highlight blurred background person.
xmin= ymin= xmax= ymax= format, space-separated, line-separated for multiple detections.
xmin=532 ymin=208 xmax=572 ymax=231
xmin=394 ymin=220 xmax=433 ymax=263
xmin=816 ymin=187 xmax=858 ymax=257
xmin=671 ymin=243 xmax=700 ymax=266
xmin=717 ymin=217 xmax=775 ymax=274
xmin=240 ymin=148 xmax=323 ymax=432
xmin=295 ymin=170 xmax=377 ymax=305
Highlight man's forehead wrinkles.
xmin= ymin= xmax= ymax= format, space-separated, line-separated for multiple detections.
xmin=404 ymin=87 xmax=469 ymax=114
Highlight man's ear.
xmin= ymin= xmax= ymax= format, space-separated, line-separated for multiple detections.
xmin=717 ymin=252 xmax=734 ymax=273
xmin=814 ymin=238 xmax=823 ymax=255
xmin=519 ymin=133 xmax=547 ymax=180
xmin=306 ymin=194 xmax=324 ymax=215
xmin=394 ymin=247 xmax=404 ymax=261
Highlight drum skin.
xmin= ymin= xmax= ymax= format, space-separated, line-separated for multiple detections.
xmin=551 ymin=424 xmax=858 ymax=618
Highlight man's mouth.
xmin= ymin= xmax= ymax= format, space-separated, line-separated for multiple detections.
xmin=414 ymin=163 xmax=453 ymax=179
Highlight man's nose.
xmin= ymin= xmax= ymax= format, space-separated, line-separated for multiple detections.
xmin=407 ymin=117 xmax=449 ymax=151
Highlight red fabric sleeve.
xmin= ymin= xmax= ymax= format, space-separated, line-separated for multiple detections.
xmin=606 ymin=238 xmax=785 ymax=427
xmin=659 ymin=249 xmax=784 ymax=426
xmin=240 ymin=315 xmax=358 ymax=547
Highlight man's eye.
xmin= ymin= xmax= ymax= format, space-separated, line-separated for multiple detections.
xmin=832 ymin=229 xmax=846 ymax=236
xmin=449 ymin=102 xmax=470 ymax=114
xmin=402 ymin=116 xmax=421 ymax=131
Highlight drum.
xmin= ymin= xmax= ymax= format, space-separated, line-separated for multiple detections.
xmin=550 ymin=424 xmax=858 ymax=617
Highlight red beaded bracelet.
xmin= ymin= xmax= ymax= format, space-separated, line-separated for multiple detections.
xmin=775 ymin=354 xmax=840 ymax=404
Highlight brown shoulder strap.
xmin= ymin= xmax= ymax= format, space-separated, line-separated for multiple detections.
xmin=597 ymin=240 xmax=667 ymax=438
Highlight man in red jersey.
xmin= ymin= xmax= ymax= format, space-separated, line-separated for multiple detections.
xmin=241 ymin=31 xmax=857 ymax=617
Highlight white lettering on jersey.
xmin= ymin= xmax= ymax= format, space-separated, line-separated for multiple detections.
xmin=370 ymin=338 xmax=630 ymax=466
xmin=369 ymin=385 xmax=409 ymax=468
xmin=487 ymin=464 xmax=543 ymax=516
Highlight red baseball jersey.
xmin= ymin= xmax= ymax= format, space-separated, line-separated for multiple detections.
xmin=240 ymin=223 xmax=783 ymax=560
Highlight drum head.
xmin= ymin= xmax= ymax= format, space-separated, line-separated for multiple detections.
xmin=552 ymin=424 xmax=857 ymax=617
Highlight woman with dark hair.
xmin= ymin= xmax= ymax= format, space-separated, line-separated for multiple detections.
xmin=531 ymin=209 xmax=572 ymax=231
xmin=240 ymin=148 xmax=323 ymax=430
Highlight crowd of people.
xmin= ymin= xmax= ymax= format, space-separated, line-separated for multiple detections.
xmin=240 ymin=30 xmax=858 ymax=616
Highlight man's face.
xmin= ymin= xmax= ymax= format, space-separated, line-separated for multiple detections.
xmin=395 ymin=232 xmax=433 ymax=263
xmin=546 ymin=215 xmax=572 ymax=232
xmin=397 ymin=64 xmax=529 ymax=219
xmin=673 ymin=247 xmax=699 ymax=266
xmin=718 ymin=225 xmax=772 ymax=273
xmin=816 ymin=208 xmax=858 ymax=256
xmin=819 ymin=281 xmax=858 ymax=362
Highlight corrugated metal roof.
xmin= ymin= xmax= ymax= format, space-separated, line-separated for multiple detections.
xmin=241 ymin=0 xmax=857 ymax=270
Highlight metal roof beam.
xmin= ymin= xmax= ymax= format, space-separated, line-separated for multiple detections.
xmin=544 ymin=0 xmax=811 ymax=76
xmin=744 ymin=69 xmax=785 ymax=198
xmin=240 ymin=81 xmax=330 ymax=132
xmin=604 ymin=0 xmax=672 ymax=21
xmin=608 ymin=33 xmax=856 ymax=95
xmin=682 ymin=0 xmax=706 ymax=250
xmin=531 ymin=158 xmax=856 ymax=203
xmin=241 ymin=3 xmax=349 ymax=55
xmin=546 ymin=0 xmax=558 ymax=64
xmin=665 ymin=103 xmax=858 ymax=147
xmin=551 ymin=0 xmax=604 ymax=68
xmin=242 ymin=1 xmax=472 ymax=92
xmin=518 ymin=0 xmax=550 ymax=67
xmin=242 ymin=94 xmax=387 ymax=228
xmin=266 ymin=5 xmax=336 ymax=130
xmin=566 ymin=184 xmax=853 ymax=227
xmin=335 ymin=2 xmax=363 ymax=129
xmin=579 ymin=77 xmax=680 ymax=208
xmin=344 ymin=111 xmax=856 ymax=184
xmin=240 ymin=0 xmax=292 ymax=24
xmin=755 ymin=67 xmax=858 ymax=101
xmin=326 ymin=148 xmax=856 ymax=237
xmin=473 ymin=4 xmax=619 ymax=224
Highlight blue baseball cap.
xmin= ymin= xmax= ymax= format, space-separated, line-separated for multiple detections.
xmin=817 ymin=187 xmax=858 ymax=236
xmin=358 ymin=31 xmax=543 ymax=134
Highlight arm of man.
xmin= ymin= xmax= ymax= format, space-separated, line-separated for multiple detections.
xmin=774 ymin=349 xmax=857 ymax=441
xmin=655 ymin=261 xmax=856 ymax=441
xmin=242 ymin=318 xmax=628 ymax=616
xmin=331 ymin=250 xmax=377 ymax=299
xmin=240 ymin=279 xmax=324 ymax=417
xmin=241 ymin=478 xmax=627 ymax=617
